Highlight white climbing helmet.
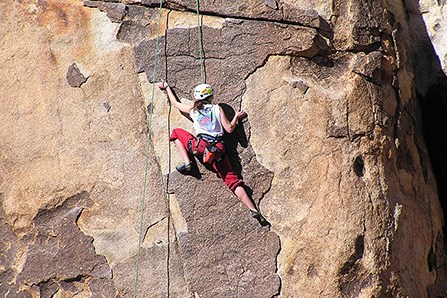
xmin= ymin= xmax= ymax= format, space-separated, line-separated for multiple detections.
xmin=193 ymin=83 xmax=214 ymax=100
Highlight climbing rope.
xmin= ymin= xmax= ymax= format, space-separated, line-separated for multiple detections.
xmin=134 ymin=1 xmax=205 ymax=296
xmin=133 ymin=0 xmax=164 ymax=297
xmin=195 ymin=0 xmax=205 ymax=84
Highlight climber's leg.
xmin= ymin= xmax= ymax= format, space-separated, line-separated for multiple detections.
xmin=169 ymin=128 xmax=194 ymax=172
xmin=174 ymin=139 xmax=191 ymax=165
xmin=213 ymin=156 xmax=269 ymax=226
xmin=234 ymin=185 xmax=256 ymax=210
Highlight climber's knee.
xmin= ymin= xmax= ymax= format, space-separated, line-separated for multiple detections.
xmin=169 ymin=128 xmax=194 ymax=148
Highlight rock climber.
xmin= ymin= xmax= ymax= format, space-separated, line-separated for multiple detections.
xmin=158 ymin=81 xmax=268 ymax=226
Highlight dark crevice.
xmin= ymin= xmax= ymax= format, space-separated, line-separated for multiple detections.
xmin=36 ymin=276 xmax=57 ymax=287
xmin=428 ymin=245 xmax=436 ymax=273
xmin=354 ymin=156 xmax=365 ymax=177
xmin=242 ymin=53 xmax=275 ymax=82
xmin=338 ymin=235 xmax=367 ymax=296
xmin=405 ymin=0 xmax=447 ymax=276
xmin=419 ymin=74 xmax=447 ymax=249
xmin=193 ymin=12 xmax=319 ymax=31
xmin=272 ymin=233 xmax=283 ymax=298
xmin=327 ymin=133 xmax=349 ymax=139
xmin=63 ymin=274 xmax=88 ymax=283
xmin=339 ymin=41 xmax=382 ymax=55
xmin=339 ymin=235 xmax=365 ymax=276
xmin=37 ymin=278 xmax=59 ymax=298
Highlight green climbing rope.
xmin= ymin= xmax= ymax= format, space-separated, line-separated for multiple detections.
xmin=134 ymin=1 xmax=205 ymax=296
xmin=196 ymin=0 xmax=205 ymax=84
xmin=133 ymin=0 xmax=164 ymax=297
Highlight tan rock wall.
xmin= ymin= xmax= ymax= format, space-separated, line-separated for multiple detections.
xmin=1 ymin=0 xmax=188 ymax=296
xmin=242 ymin=51 xmax=443 ymax=296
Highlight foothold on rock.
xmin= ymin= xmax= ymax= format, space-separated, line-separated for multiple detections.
xmin=66 ymin=63 xmax=88 ymax=88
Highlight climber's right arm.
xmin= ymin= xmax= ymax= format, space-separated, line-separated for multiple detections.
xmin=158 ymin=82 xmax=192 ymax=114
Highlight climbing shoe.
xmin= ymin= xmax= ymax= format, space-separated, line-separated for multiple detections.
xmin=176 ymin=162 xmax=192 ymax=173
xmin=250 ymin=208 xmax=269 ymax=227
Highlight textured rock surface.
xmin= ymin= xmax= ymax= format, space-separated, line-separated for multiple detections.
xmin=420 ymin=0 xmax=447 ymax=75
xmin=168 ymin=169 xmax=279 ymax=297
xmin=1 ymin=0 xmax=447 ymax=297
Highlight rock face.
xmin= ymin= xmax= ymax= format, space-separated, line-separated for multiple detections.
xmin=1 ymin=0 xmax=447 ymax=297
xmin=420 ymin=0 xmax=447 ymax=76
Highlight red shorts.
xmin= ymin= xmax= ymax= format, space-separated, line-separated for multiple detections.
xmin=169 ymin=128 xmax=244 ymax=192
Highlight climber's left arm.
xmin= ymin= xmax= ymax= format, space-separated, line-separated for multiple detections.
xmin=220 ymin=107 xmax=246 ymax=133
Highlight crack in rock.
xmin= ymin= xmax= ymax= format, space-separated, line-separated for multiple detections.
xmin=85 ymin=0 xmax=330 ymax=30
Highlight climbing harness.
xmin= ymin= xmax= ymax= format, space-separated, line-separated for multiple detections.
xmin=203 ymin=138 xmax=224 ymax=164
xmin=133 ymin=0 xmax=164 ymax=297
xmin=188 ymin=133 xmax=225 ymax=164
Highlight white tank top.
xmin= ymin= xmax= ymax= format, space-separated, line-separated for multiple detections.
xmin=190 ymin=104 xmax=224 ymax=137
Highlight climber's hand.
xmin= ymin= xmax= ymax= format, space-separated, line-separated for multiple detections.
xmin=236 ymin=110 xmax=247 ymax=120
xmin=157 ymin=81 xmax=168 ymax=90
